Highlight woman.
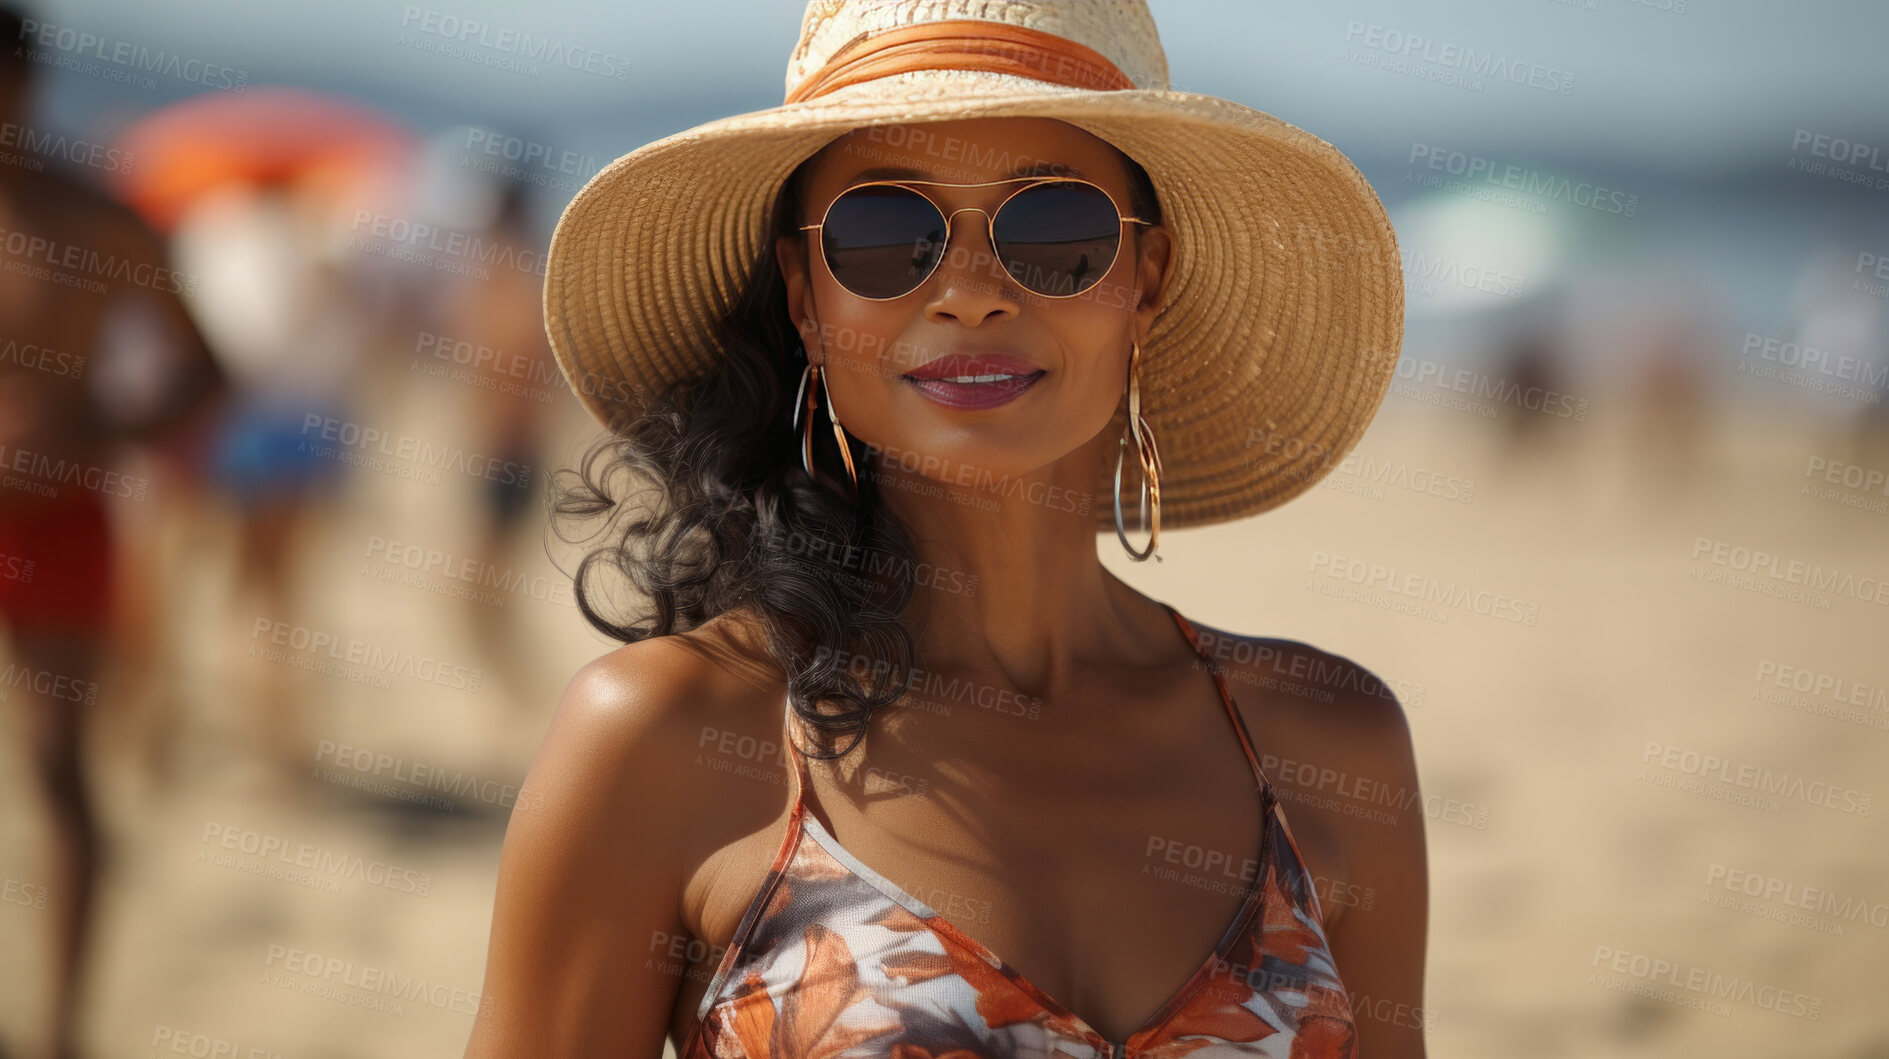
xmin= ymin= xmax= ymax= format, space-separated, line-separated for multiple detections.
xmin=466 ymin=3 xmax=1424 ymax=1057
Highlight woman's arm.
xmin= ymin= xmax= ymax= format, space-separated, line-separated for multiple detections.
xmin=1322 ymin=675 xmax=1430 ymax=1059
xmin=463 ymin=643 xmax=705 ymax=1057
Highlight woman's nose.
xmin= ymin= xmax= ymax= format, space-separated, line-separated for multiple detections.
xmin=923 ymin=209 xmax=1021 ymax=323
xmin=942 ymin=206 xmax=992 ymax=252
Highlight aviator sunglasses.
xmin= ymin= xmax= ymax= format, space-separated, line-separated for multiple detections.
xmin=800 ymin=175 xmax=1155 ymax=301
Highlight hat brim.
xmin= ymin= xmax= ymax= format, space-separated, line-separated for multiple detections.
xmin=544 ymin=75 xmax=1405 ymax=531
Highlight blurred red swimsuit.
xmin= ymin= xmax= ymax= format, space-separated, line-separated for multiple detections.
xmin=0 ymin=487 xmax=115 ymax=639
xmin=680 ymin=604 xmax=1357 ymax=1058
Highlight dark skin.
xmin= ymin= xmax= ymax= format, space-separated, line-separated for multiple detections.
xmin=1 ymin=60 xmax=227 ymax=1059
xmin=465 ymin=118 xmax=1427 ymax=1057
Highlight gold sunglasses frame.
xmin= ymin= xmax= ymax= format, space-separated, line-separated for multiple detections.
xmin=798 ymin=175 xmax=1155 ymax=301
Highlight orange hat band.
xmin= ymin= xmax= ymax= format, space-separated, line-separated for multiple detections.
xmin=785 ymin=19 xmax=1137 ymax=104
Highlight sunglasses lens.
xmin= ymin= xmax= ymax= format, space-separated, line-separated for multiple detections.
xmin=819 ymin=185 xmax=946 ymax=299
xmin=993 ymin=182 xmax=1123 ymax=297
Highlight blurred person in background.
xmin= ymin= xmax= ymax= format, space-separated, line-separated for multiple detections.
xmin=101 ymin=82 xmax=414 ymax=789
xmin=420 ymin=178 xmax=555 ymax=709
xmin=1852 ymin=350 xmax=1889 ymax=470
xmin=165 ymin=178 xmax=374 ymax=779
xmin=1483 ymin=290 xmax=1585 ymax=483
xmin=0 ymin=6 xmax=229 ymax=1057
xmin=1492 ymin=325 xmax=1570 ymax=462
xmin=1790 ymin=241 xmax=1889 ymax=471
xmin=1624 ymin=309 xmax=1714 ymax=498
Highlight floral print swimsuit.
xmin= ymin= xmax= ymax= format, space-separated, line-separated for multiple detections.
xmin=680 ymin=604 xmax=1358 ymax=1058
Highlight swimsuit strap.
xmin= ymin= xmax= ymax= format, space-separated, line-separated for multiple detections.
xmin=1160 ymin=601 xmax=1275 ymax=795
xmin=781 ymin=692 xmax=813 ymax=813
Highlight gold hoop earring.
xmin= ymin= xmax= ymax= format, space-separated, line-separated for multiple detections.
xmin=794 ymin=360 xmax=859 ymax=496
xmin=1113 ymin=338 xmax=1163 ymax=562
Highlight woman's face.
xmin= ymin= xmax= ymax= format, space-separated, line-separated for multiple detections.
xmin=777 ymin=116 xmax=1172 ymax=499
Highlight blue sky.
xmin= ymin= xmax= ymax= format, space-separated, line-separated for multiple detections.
xmin=30 ymin=0 xmax=1889 ymax=179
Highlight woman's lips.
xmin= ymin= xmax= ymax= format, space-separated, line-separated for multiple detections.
xmin=902 ymin=370 xmax=1046 ymax=410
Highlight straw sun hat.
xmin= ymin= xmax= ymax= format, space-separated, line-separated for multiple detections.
xmin=543 ymin=0 xmax=1404 ymax=533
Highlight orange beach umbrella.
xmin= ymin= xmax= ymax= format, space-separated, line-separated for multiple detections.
xmin=110 ymin=85 xmax=414 ymax=232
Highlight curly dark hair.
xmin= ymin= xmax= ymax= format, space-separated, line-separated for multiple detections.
xmin=545 ymin=141 xmax=1163 ymax=760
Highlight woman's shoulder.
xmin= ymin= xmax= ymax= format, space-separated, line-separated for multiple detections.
xmin=1177 ymin=620 xmax=1427 ymax=950
xmin=1176 ymin=618 xmax=1417 ymax=792
xmin=472 ymin=621 xmax=787 ymax=1055
xmin=548 ymin=611 xmax=788 ymax=774
xmin=511 ymin=638 xmax=729 ymax=845
xmin=1182 ymin=619 xmax=1408 ymax=726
